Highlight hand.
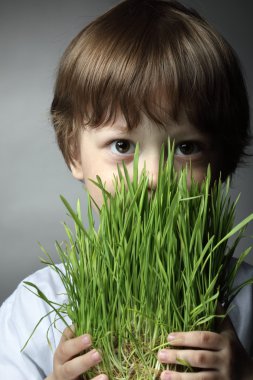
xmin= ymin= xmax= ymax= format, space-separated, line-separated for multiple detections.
xmin=158 ymin=320 xmax=253 ymax=379
xmin=45 ymin=326 xmax=108 ymax=380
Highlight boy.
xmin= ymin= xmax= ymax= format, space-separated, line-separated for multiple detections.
xmin=0 ymin=0 xmax=253 ymax=379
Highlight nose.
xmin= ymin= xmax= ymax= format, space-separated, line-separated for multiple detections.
xmin=139 ymin=154 xmax=159 ymax=191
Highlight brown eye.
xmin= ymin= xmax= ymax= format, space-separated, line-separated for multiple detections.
xmin=111 ymin=140 xmax=135 ymax=155
xmin=116 ymin=140 xmax=130 ymax=153
xmin=175 ymin=142 xmax=201 ymax=156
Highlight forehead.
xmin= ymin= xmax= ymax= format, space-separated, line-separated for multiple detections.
xmin=87 ymin=109 xmax=210 ymax=142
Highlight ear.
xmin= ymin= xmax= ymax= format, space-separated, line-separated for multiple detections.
xmin=70 ymin=159 xmax=84 ymax=181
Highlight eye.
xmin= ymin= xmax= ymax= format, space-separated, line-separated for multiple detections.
xmin=175 ymin=141 xmax=202 ymax=156
xmin=110 ymin=139 xmax=136 ymax=155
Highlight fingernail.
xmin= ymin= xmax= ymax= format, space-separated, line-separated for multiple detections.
xmin=82 ymin=334 xmax=91 ymax=345
xmin=158 ymin=349 xmax=168 ymax=361
xmin=91 ymin=349 xmax=102 ymax=363
xmin=96 ymin=376 xmax=107 ymax=380
xmin=161 ymin=371 xmax=172 ymax=380
xmin=168 ymin=333 xmax=176 ymax=341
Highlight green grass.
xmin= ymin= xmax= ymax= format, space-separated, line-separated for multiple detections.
xmin=23 ymin=145 xmax=253 ymax=378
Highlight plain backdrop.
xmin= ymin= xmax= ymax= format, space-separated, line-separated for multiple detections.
xmin=1 ymin=0 xmax=253 ymax=304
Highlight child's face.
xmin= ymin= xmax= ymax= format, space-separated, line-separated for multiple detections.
xmin=71 ymin=111 xmax=219 ymax=209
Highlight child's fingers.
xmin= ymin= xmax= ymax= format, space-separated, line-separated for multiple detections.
xmin=158 ymin=348 xmax=221 ymax=369
xmin=166 ymin=331 xmax=224 ymax=350
xmin=56 ymin=333 xmax=92 ymax=364
xmin=160 ymin=370 xmax=220 ymax=380
xmin=60 ymin=326 xmax=75 ymax=342
xmin=53 ymin=327 xmax=108 ymax=380
xmin=60 ymin=348 xmax=103 ymax=379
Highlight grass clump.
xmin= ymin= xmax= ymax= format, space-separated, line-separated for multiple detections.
xmin=24 ymin=146 xmax=253 ymax=378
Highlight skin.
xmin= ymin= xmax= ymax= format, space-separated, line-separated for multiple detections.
xmin=46 ymin=111 xmax=253 ymax=379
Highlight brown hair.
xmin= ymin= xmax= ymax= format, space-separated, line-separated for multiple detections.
xmin=51 ymin=0 xmax=251 ymax=178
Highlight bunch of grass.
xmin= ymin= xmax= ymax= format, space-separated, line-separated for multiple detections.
xmin=24 ymin=146 xmax=253 ymax=379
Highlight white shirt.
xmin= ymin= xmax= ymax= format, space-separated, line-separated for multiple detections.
xmin=0 ymin=265 xmax=70 ymax=379
xmin=0 ymin=262 xmax=252 ymax=379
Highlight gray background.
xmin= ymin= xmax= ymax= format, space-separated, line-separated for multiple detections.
xmin=1 ymin=0 xmax=253 ymax=305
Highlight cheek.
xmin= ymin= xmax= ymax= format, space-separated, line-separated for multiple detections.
xmin=174 ymin=158 xmax=211 ymax=186
xmin=189 ymin=168 xmax=207 ymax=184
xmin=84 ymin=171 xmax=118 ymax=210
xmin=85 ymin=181 xmax=105 ymax=210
